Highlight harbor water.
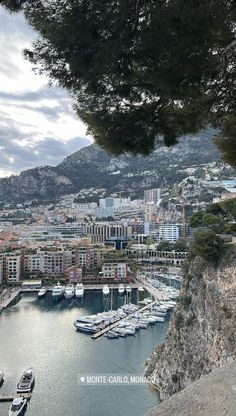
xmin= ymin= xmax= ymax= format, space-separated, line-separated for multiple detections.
xmin=0 ymin=291 xmax=170 ymax=416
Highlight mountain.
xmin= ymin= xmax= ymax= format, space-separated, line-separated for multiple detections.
xmin=0 ymin=130 xmax=221 ymax=204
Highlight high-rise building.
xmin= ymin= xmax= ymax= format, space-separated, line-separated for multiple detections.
xmin=144 ymin=188 xmax=161 ymax=204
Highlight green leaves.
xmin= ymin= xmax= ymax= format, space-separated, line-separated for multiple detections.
xmin=1 ymin=0 xmax=236 ymax=162
xmin=191 ymin=230 xmax=225 ymax=264
xmin=214 ymin=117 xmax=236 ymax=168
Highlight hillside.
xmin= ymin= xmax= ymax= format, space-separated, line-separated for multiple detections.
xmin=145 ymin=204 xmax=236 ymax=400
xmin=0 ymin=130 xmax=221 ymax=203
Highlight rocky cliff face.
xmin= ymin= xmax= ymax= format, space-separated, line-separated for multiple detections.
xmin=145 ymin=247 xmax=236 ymax=401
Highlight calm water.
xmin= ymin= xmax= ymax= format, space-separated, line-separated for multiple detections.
xmin=0 ymin=291 xmax=169 ymax=416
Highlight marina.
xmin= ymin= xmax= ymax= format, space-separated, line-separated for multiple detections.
xmin=91 ymin=301 xmax=157 ymax=339
xmin=0 ymin=290 xmax=170 ymax=416
xmin=0 ymin=283 xmax=141 ymax=313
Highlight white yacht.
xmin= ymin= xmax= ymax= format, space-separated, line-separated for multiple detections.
xmin=126 ymin=285 xmax=132 ymax=293
xmin=102 ymin=284 xmax=110 ymax=296
xmin=138 ymin=286 xmax=145 ymax=292
xmin=17 ymin=368 xmax=35 ymax=393
xmin=38 ymin=287 xmax=47 ymax=298
xmin=118 ymin=284 xmax=125 ymax=295
xmin=75 ymin=283 xmax=84 ymax=298
xmin=0 ymin=369 xmax=4 ymax=385
xmin=64 ymin=284 xmax=75 ymax=300
xmin=74 ymin=322 xmax=98 ymax=333
xmin=52 ymin=282 xmax=64 ymax=299
xmin=9 ymin=397 xmax=27 ymax=416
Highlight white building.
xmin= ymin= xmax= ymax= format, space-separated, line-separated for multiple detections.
xmin=144 ymin=188 xmax=161 ymax=204
xmin=159 ymin=224 xmax=180 ymax=243
xmin=97 ymin=197 xmax=132 ymax=218
xmin=102 ymin=262 xmax=128 ymax=281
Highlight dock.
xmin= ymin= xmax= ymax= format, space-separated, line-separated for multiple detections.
xmin=91 ymin=301 xmax=156 ymax=340
xmin=139 ymin=282 xmax=170 ymax=302
xmin=0 ymin=392 xmax=32 ymax=402
xmin=0 ymin=395 xmax=14 ymax=402
xmin=21 ymin=283 xmax=139 ymax=293
xmin=0 ymin=289 xmax=21 ymax=313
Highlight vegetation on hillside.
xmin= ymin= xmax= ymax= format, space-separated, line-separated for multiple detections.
xmin=190 ymin=229 xmax=225 ymax=264
xmin=188 ymin=198 xmax=236 ymax=264
xmin=189 ymin=198 xmax=236 ymax=234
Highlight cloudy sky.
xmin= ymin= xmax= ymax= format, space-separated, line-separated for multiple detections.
xmin=0 ymin=7 xmax=92 ymax=178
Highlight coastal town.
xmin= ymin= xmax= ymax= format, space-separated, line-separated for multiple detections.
xmin=0 ymin=173 xmax=235 ymax=290
xmin=0 ymin=0 xmax=236 ymax=415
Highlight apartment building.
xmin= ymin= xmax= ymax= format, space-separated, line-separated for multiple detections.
xmin=159 ymin=224 xmax=180 ymax=243
xmin=86 ymin=224 xmax=132 ymax=243
xmin=102 ymin=262 xmax=128 ymax=281
xmin=40 ymin=251 xmax=65 ymax=277
xmin=24 ymin=253 xmax=41 ymax=273
xmin=144 ymin=188 xmax=161 ymax=204
xmin=74 ymin=247 xmax=109 ymax=272
xmin=4 ymin=253 xmax=23 ymax=283
xmin=65 ymin=266 xmax=82 ymax=284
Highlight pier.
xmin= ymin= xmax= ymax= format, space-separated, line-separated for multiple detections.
xmin=0 ymin=392 xmax=32 ymax=402
xmin=22 ymin=283 xmax=139 ymax=292
xmin=91 ymin=301 xmax=156 ymax=340
xmin=0 ymin=395 xmax=14 ymax=402
xmin=0 ymin=289 xmax=21 ymax=313
xmin=140 ymin=282 xmax=171 ymax=301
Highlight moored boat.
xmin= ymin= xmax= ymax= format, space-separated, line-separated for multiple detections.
xmin=17 ymin=368 xmax=35 ymax=394
xmin=118 ymin=284 xmax=125 ymax=295
xmin=64 ymin=284 xmax=75 ymax=300
xmin=0 ymin=369 xmax=4 ymax=385
xmin=104 ymin=330 xmax=119 ymax=339
xmin=138 ymin=286 xmax=145 ymax=292
xmin=126 ymin=285 xmax=132 ymax=293
xmin=52 ymin=282 xmax=64 ymax=299
xmin=75 ymin=283 xmax=84 ymax=298
xmin=38 ymin=288 xmax=47 ymax=298
xmin=74 ymin=322 xmax=98 ymax=333
xmin=9 ymin=397 xmax=27 ymax=416
xmin=102 ymin=284 xmax=110 ymax=296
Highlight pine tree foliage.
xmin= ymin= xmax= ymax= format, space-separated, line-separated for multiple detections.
xmin=2 ymin=0 xmax=236 ymax=161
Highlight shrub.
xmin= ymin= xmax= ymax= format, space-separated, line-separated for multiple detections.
xmin=171 ymin=374 xmax=179 ymax=383
xmin=177 ymin=295 xmax=192 ymax=309
xmin=190 ymin=230 xmax=225 ymax=264
xmin=221 ymin=303 xmax=233 ymax=319
xmin=175 ymin=313 xmax=184 ymax=330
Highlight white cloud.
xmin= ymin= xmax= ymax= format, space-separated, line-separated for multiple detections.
xmin=0 ymin=7 xmax=91 ymax=177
